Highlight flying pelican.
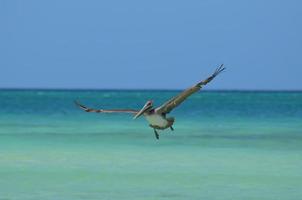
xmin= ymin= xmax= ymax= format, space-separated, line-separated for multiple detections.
xmin=75 ymin=64 xmax=225 ymax=139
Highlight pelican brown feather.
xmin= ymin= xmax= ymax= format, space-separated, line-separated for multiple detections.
xmin=155 ymin=64 xmax=225 ymax=114
xmin=74 ymin=101 xmax=138 ymax=114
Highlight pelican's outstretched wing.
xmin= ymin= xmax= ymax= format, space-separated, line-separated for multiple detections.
xmin=156 ymin=64 xmax=225 ymax=114
xmin=75 ymin=101 xmax=139 ymax=114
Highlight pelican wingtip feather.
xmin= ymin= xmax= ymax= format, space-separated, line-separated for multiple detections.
xmin=74 ymin=100 xmax=89 ymax=112
xmin=197 ymin=64 xmax=226 ymax=86
xmin=214 ymin=64 xmax=226 ymax=76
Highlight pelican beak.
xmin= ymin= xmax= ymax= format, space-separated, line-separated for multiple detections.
xmin=133 ymin=104 xmax=151 ymax=119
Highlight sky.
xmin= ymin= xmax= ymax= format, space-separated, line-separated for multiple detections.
xmin=1 ymin=0 xmax=301 ymax=90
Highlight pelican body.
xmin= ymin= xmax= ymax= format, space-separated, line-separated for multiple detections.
xmin=75 ymin=65 xmax=225 ymax=139
xmin=133 ymin=104 xmax=175 ymax=139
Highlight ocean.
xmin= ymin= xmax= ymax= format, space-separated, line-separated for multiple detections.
xmin=0 ymin=90 xmax=301 ymax=200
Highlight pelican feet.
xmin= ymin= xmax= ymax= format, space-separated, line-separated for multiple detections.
xmin=154 ymin=129 xmax=159 ymax=140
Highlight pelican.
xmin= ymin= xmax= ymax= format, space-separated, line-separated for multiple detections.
xmin=75 ymin=64 xmax=225 ymax=139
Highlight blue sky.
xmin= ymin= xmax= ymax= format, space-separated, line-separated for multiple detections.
xmin=1 ymin=0 xmax=301 ymax=90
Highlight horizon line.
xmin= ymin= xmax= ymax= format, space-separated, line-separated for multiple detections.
xmin=0 ymin=87 xmax=302 ymax=92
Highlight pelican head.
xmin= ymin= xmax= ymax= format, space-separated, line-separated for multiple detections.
xmin=133 ymin=100 xmax=153 ymax=119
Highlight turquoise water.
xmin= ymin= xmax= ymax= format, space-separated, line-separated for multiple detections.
xmin=0 ymin=90 xmax=302 ymax=200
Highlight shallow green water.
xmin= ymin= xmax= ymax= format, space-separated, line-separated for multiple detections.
xmin=0 ymin=90 xmax=301 ymax=199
